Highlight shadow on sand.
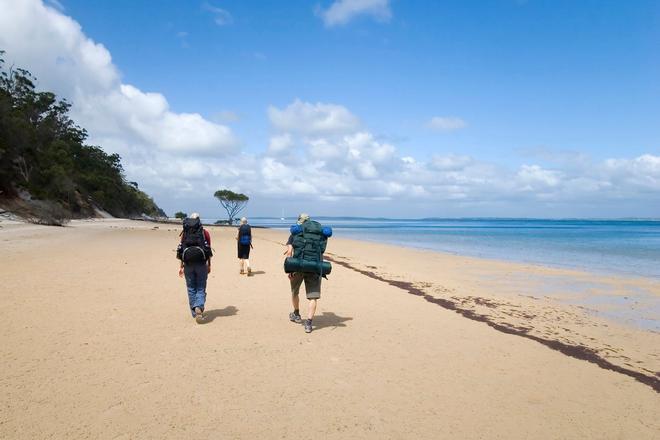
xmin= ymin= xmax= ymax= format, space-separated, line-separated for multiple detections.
xmin=201 ymin=305 xmax=238 ymax=323
xmin=312 ymin=312 xmax=353 ymax=331
xmin=247 ymin=270 xmax=266 ymax=276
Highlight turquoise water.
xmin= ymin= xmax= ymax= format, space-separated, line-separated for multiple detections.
xmin=247 ymin=217 xmax=660 ymax=279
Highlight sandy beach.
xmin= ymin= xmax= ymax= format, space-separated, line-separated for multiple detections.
xmin=1 ymin=219 xmax=658 ymax=439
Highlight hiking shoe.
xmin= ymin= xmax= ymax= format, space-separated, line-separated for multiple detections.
xmin=304 ymin=319 xmax=313 ymax=333
xmin=240 ymin=270 xmax=245 ymax=275
xmin=289 ymin=312 xmax=302 ymax=324
xmin=194 ymin=307 xmax=204 ymax=324
xmin=247 ymin=267 xmax=252 ymax=276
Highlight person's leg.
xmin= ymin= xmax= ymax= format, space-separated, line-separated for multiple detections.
xmin=184 ymin=266 xmax=197 ymax=317
xmin=238 ymin=243 xmax=244 ymax=273
xmin=289 ymin=273 xmax=303 ymax=322
xmin=307 ymin=299 xmax=317 ymax=320
xmin=303 ymin=274 xmax=321 ymax=332
xmin=194 ymin=263 xmax=208 ymax=313
xmin=292 ymin=293 xmax=300 ymax=312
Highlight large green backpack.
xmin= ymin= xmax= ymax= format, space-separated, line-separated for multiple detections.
xmin=292 ymin=220 xmax=328 ymax=262
xmin=285 ymin=220 xmax=333 ymax=275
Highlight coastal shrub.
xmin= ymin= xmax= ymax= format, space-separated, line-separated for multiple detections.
xmin=23 ymin=200 xmax=71 ymax=226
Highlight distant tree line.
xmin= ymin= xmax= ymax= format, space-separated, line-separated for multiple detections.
xmin=0 ymin=51 xmax=164 ymax=220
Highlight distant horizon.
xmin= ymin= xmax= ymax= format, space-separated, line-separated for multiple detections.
xmin=199 ymin=215 xmax=660 ymax=222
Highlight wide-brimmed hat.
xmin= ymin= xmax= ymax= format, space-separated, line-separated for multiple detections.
xmin=297 ymin=213 xmax=310 ymax=224
xmin=240 ymin=217 xmax=247 ymax=224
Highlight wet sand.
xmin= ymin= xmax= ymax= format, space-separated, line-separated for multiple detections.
xmin=0 ymin=219 xmax=658 ymax=439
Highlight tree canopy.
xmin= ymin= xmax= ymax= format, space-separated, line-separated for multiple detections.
xmin=0 ymin=51 xmax=164 ymax=221
xmin=214 ymin=189 xmax=249 ymax=224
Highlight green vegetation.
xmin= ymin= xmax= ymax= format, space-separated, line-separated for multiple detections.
xmin=174 ymin=211 xmax=187 ymax=219
xmin=0 ymin=51 xmax=164 ymax=222
xmin=214 ymin=189 xmax=249 ymax=224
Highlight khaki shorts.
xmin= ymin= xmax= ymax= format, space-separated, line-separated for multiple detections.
xmin=290 ymin=272 xmax=321 ymax=300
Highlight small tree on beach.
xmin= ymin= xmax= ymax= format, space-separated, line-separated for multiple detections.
xmin=214 ymin=189 xmax=249 ymax=224
xmin=174 ymin=211 xmax=187 ymax=219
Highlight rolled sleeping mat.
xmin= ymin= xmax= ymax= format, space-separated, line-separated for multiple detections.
xmin=284 ymin=257 xmax=332 ymax=275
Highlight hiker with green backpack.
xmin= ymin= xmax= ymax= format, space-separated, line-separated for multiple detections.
xmin=283 ymin=213 xmax=332 ymax=333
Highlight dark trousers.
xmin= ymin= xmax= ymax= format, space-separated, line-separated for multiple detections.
xmin=184 ymin=263 xmax=208 ymax=316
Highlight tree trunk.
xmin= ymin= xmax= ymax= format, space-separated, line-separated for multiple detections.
xmin=15 ymin=156 xmax=31 ymax=183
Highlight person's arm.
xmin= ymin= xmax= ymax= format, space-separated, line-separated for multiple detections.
xmin=207 ymin=230 xmax=213 ymax=272
xmin=177 ymin=236 xmax=185 ymax=277
xmin=283 ymin=234 xmax=294 ymax=256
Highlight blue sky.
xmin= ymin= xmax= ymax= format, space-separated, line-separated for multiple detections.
xmin=1 ymin=0 xmax=659 ymax=218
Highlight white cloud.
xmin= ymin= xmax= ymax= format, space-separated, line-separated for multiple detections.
xmin=0 ymin=0 xmax=239 ymax=159
xmin=604 ymin=154 xmax=660 ymax=181
xmin=268 ymin=133 xmax=294 ymax=155
xmin=262 ymin=99 xmax=660 ymax=213
xmin=45 ymin=0 xmax=64 ymax=11
xmin=317 ymin=0 xmax=392 ymax=27
xmin=428 ymin=116 xmax=468 ymax=132
xmin=268 ymin=99 xmax=360 ymax=135
xmin=203 ymin=3 xmax=233 ymax=26
xmin=517 ymin=165 xmax=562 ymax=189
xmin=430 ymin=154 xmax=473 ymax=171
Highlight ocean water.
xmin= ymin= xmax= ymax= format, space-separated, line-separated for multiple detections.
xmin=247 ymin=217 xmax=660 ymax=279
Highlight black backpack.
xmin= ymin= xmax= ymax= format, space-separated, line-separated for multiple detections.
xmin=177 ymin=217 xmax=212 ymax=263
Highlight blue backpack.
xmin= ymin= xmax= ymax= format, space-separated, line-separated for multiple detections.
xmin=238 ymin=224 xmax=251 ymax=245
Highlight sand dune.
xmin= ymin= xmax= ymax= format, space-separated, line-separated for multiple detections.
xmin=1 ymin=219 xmax=658 ymax=439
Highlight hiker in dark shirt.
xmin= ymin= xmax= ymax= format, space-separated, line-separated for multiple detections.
xmin=177 ymin=213 xmax=212 ymax=323
xmin=236 ymin=217 xmax=253 ymax=275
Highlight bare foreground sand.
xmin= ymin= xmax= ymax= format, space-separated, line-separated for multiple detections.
xmin=1 ymin=219 xmax=658 ymax=439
